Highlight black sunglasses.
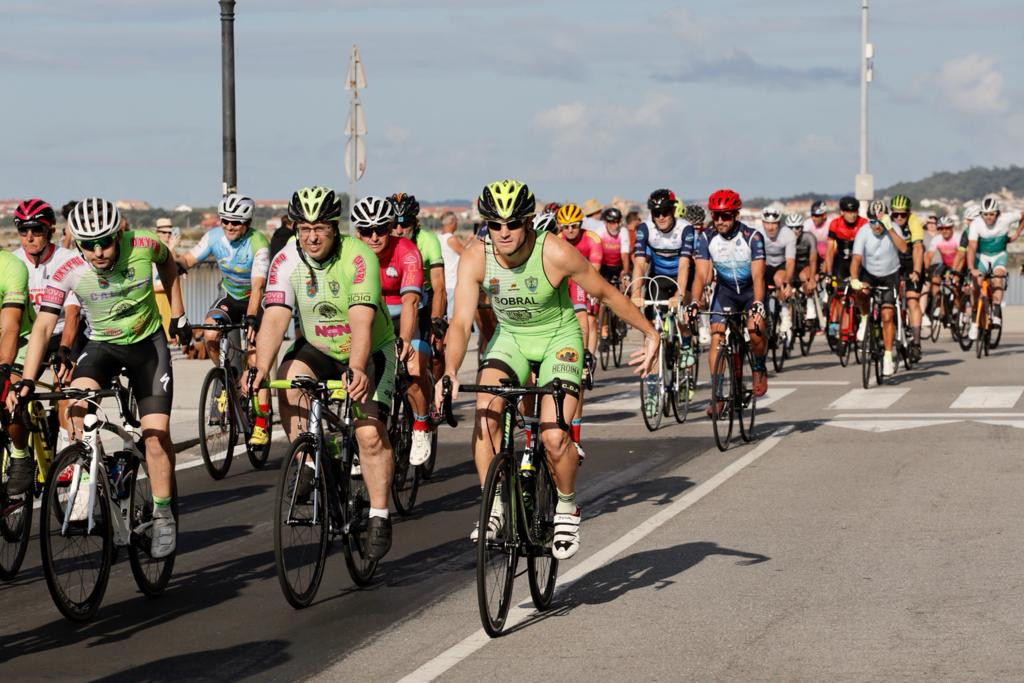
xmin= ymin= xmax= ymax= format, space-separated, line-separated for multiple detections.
xmin=890 ymin=212 xmax=909 ymax=218
xmin=77 ymin=234 xmax=117 ymax=251
xmin=486 ymin=219 xmax=526 ymax=232
xmin=357 ymin=226 xmax=391 ymax=237
xmin=17 ymin=224 xmax=50 ymax=236
xmin=711 ymin=211 xmax=737 ymax=221
xmin=651 ymin=209 xmax=674 ymax=218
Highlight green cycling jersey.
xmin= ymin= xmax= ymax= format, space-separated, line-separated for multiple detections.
xmin=0 ymin=250 xmax=36 ymax=366
xmin=415 ymin=229 xmax=443 ymax=292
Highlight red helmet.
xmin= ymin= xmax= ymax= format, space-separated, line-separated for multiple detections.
xmin=708 ymin=189 xmax=742 ymax=212
xmin=14 ymin=198 xmax=56 ymax=228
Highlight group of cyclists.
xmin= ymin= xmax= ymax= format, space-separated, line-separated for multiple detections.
xmin=1 ymin=180 xmax=1020 ymax=602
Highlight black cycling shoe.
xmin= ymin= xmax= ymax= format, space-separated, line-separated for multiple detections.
xmin=4 ymin=456 xmax=34 ymax=496
xmin=365 ymin=515 xmax=392 ymax=562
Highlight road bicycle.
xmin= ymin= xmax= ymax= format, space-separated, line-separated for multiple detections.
xmin=271 ymin=374 xmax=377 ymax=608
xmin=194 ymin=319 xmax=274 ymax=480
xmin=765 ymin=284 xmax=791 ymax=373
xmin=858 ymin=285 xmax=891 ymax=388
xmin=790 ymin=280 xmax=819 ymax=356
xmin=389 ymin=341 xmax=421 ymax=515
xmin=827 ymin=277 xmax=860 ymax=367
xmin=598 ymin=274 xmax=629 ymax=370
xmin=439 ymin=375 xmax=566 ymax=637
xmin=32 ymin=378 xmax=177 ymax=622
xmin=705 ymin=309 xmax=757 ymax=452
xmin=961 ymin=271 xmax=1000 ymax=358
xmin=637 ymin=277 xmax=696 ymax=429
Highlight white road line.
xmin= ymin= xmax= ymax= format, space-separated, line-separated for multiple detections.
xmin=835 ymin=412 xmax=1024 ymax=419
xmin=829 ymin=388 xmax=908 ymax=410
xmin=395 ymin=426 xmax=793 ymax=683
xmin=771 ymin=380 xmax=850 ymax=386
xmin=825 ymin=419 xmax=961 ymax=433
xmin=757 ymin=387 xmax=796 ymax=408
xmin=950 ymin=386 xmax=1024 ymax=409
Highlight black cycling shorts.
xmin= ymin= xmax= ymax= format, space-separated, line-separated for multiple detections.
xmin=74 ymin=330 xmax=173 ymax=417
xmin=281 ymin=337 xmax=393 ymax=422
xmin=861 ymin=271 xmax=899 ymax=307
xmin=209 ymin=294 xmax=264 ymax=327
xmin=899 ymin=258 xmax=923 ymax=293
xmin=833 ymin=257 xmax=852 ymax=281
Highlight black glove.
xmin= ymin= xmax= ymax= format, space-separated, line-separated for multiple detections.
xmin=687 ymin=301 xmax=701 ymax=320
xmin=11 ymin=378 xmax=35 ymax=398
xmin=245 ymin=314 xmax=260 ymax=334
xmin=170 ymin=316 xmax=192 ymax=346
xmin=430 ymin=316 xmax=448 ymax=341
xmin=55 ymin=345 xmax=74 ymax=374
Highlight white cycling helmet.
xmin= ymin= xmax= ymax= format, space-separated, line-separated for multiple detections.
xmin=761 ymin=206 xmax=781 ymax=222
xmin=964 ymin=205 xmax=981 ymax=222
xmin=350 ymin=195 xmax=395 ymax=230
xmin=980 ymin=195 xmax=1000 ymax=213
xmin=533 ymin=212 xmax=557 ymax=233
xmin=937 ymin=215 xmax=956 ymax=228
xmin=218 ymin=193 xmax=255 ymax=222
xmin=784 ymin=213 xmax=804 ymax=229
xmin=67 ymin=197 xmax=122 ymax=241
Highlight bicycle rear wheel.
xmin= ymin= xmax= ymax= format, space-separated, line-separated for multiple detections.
xmin=711 ymin=347 xmax=735 ymax=452
xmin=343 ymin=449 xmax=379 ymax=586
xmin=640 ymin=356 xmax=665 ymax=432
xmin=247 ymin=398 xmax=274 ymax=469
xmin=861 ymin=332 xmax=873 ymax=389
xmin=0 ymin=446 xmax=33 ymax=581
xmin=198 ymin=367 xmax=236 ymax=480
xmin=737 ymin=349 xmax=757 ymax=443
xmin=672 ymin=342 xmax=695 ymax=424
xmin=40 ymin=444 xmax=113 ymax=622
xmin=527 ymin=457 xmax=558 ymax=611
xmin=419 ymin=427 xmax=439 ymax=480
xmin=599 ymin=308 xmax=611 ymax=371
xmin=957 ymin=311 xmax=973 ymax=351
xmin=613 ymin=315 xmax=627 ymax=367
xmin=127 ymin=459 xmax=177 ymax=596
xmin=274 ymin=436 xmax=328 ymax=608
xmin=391 ymin=397 xmax=420 ymax=516
xmin=990 ymin=320 xmax=1003 ymax=349
xmin=477 ymin=451 xmax=518 ymax=637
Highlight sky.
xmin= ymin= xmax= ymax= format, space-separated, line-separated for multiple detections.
xmin=2 ymin=0 xmax=1022 ymax=207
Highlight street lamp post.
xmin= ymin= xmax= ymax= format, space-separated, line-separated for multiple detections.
xmin=220 ymin=0 xmax=237 ymax=195
xmin=855 ymin=0 xmax=874 ymax=206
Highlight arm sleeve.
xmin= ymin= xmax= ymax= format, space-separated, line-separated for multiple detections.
xmin=908 ymin=214 xmax=925 ymax=242
xmin=967 ymin=220 xmax=980 ymax=242
xmin=251 ymin=246 xmax=270 ymax=280
xmin=399 ymin=242 xmax=424 ymax=296
xmin=345 ymin=249 xmax=381 ymax=310
xmin=41 ymin=254 xmax=84 ymax=312
xmin=1 ymin=261 xmax=29 ymax=309
xmin=587 ymin=232 xmax=603 ymax=267
xmin=189 ymin=233 xmax=212 ymax=262
xmin=693 ymin=232 xmax=710 ymax=261
xmin=784 ymin=230 xmax=797 ymax=260
xmin=749 ymin=231 xmax=766 ymax=261
xmin=618 ymin=230 xmax=629 ymax=253
xmin=852 ymin=228 xmax=867 ymax=257
xmin=263 ymin=249 xmax=297 ymax=309
xmin=633 ymin=224 xmax=650 ymax=257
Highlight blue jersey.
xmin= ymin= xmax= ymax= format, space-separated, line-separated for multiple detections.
xmin=189 ymin=227 xmax=271 ymax=300
xmin=633 ymin=218 xmax=692 ymax=277
xmin=694 ymin=222 xmax=765 ymax=294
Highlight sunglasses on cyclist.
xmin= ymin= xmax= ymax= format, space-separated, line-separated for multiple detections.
xmin=356 ymin=226 xmax=391 ymax=237
xmin=890 ymin=212 xmax=909 ymax=218
xmin=486 ymin=219 xmax=526 ymax=232
xmin=16 ymin=224 xmax=50 ymax=236
xmin=651 ymin=209 xmax=674 ymax=218
xmin=222 ymin=219 xmax=248 ymax=227
xmin=77 ymin=234 xmax=117 ymax=251
xmin=559 ymin=222 xmax=582 ymax=231
xmin=711 ymin=211 xmax=737 ymax=221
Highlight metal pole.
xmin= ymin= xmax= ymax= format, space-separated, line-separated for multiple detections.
xmin=859 ymin=0 xmax=868 ymax=177
xmin=349 ymin=92 xmax=357 ymax=233
xmin=220 ymin=0 xmax=237 ymax=194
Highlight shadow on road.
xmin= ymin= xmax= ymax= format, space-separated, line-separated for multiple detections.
xmin=177 ymin=484 xmax=272 ymax=517
xmin=92 ymin=639 xmax=291 ymax=682
xmin=587 ymin=476 xmax=695 ymax=522
xmin=507 ymin=541 xmax=769 ymax=634
xmin=586 ymin=411 xmax=640 ymax=424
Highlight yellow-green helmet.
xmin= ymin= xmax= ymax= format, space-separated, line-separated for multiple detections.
xmin=288 ymin=185 xmax=342 ymax=223
xmin=674 ymin=197 xmax=687 ymax=219
xmin=890 ymin=194 xmax=911 ymax=212
xmin=477 ymin=179 xmax=535 ymax=222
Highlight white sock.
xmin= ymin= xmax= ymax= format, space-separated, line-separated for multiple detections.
xmin=369 ymin=507 xmax=389 ymax=519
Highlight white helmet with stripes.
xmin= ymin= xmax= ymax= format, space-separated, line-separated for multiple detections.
xmin=218 ymin=193 xmax=255 ymax=222
xmin=67 ymin=197 xmax=122 ymax=240
xmin=350 ymin=196 xmax=395 ymax=230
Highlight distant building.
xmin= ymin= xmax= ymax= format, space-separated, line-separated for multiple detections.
xmin=115 ymin=199 xmax=151 ymax=211
xmin=174 ymin=204 xmax=193 ymax=213
xmin=255 ymin=199 xmax=289 ymax=210
xmin=200 ymin=212 xmax=219 ymax=229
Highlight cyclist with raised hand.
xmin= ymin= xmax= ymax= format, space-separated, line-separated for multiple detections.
xmin=805 ymin=201 xmax=830 ymax=265
xmin=253 ymin=186 xmax=397 ymax=562
xmin=9 ymin=198 xmax=189 ymax=558
xmin=824 ymin=196 xmax=867 ymax=339
xmin=966 ymin=195 xmax=1024 ymax=334
xmin=849 ymin=201 xmax=908 ymax=377
xmin=759 ymin=205 xmax=796 ymax=335
xmin=354 ymin=196 xmax=432 ymax=467
xmin=437 ymin=179 xmax=657 ymax=560
xmin=176 ymin=193 xmax=272 ymax=445
xmin=12 ymin=199 xmax=86 ymax=453
xmin=887 ymin=194 xmax=926 ymax=360
xmin=787 ymin=213 xmax=820 ymax=323
xmin=689 ymin=188 xmax=768 ymax=411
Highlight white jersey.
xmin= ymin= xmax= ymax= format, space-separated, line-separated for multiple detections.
xmin=439 ymin=232 xmax=461 ymax=289
xmin=13 ymin=244 xmax=81 ymax=336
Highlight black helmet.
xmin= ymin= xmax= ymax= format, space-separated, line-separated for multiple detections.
xmin=389 ymin=192 xmax=420 ymax=229
xmin=810 ymin=200 xmax=827 ymax=216
xmin=647 ymin=188 xmax=677 ymax=213
xmin=684 ymin=204 xmax=706 ymax=226
xmin=601 ymin=207 xmax=622 ymax=222
xmin=839 ymin=196 xmax=859 ymax=212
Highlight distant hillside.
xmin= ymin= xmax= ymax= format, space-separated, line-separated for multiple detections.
xmin=877 ymin=165 xmax=1024 ymax=201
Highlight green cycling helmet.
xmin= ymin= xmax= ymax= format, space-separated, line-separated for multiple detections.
xmin=289 ymin=185 xmax=343 ymax=223
xmin=478 ymin=179 xmax=535 ymax=222
xmin=890 ymin=194 xmax=912 ymax=212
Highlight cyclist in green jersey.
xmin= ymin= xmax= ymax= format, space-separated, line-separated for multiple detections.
xmin=436 ymin=179 xmax=658 ymax=560
xmin=0 ymin=250 xmax=38 ymax=496
xmin=252 ymin=186 xmax=397 ymax=562
xmin=10 ymin=198 xmax=190 ymax=558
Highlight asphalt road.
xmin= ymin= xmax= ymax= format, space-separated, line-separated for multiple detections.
xmin=2 ymin=328 xmax=1024 ymax=681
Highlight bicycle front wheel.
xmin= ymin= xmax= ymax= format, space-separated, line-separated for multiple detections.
xmin=343 ymin=449 xmax=379 ymax=586
xmin=274 ymin=435 xmax=328 ymax=608
xmin=672 ymin=343 xmax=695 ymax=424
xmin=861 ymin=332 xmax=873 ymax=389
xmin=527 ymin=457 xmax=558 ymax=611
xmin=711 ymin=347 xmax=735 ymax=452
xmin=127 ymin=459 xmax=177 ymax=596
xmin=477 ymin=452 xmax=518 ymax=637
xmin=391 ymin=397 xmax=420 ymax=516
xmin=247 ymin=398 xmax=274 ymax=469
xmin=0 ymin=445 xmax=33 ymax=581
xmin=737 ymin=349 xmax=757 ymax=442
xmin=599 ymin=308 xmax=611 ymax=371
xmin=198 ymin=367 xmax=237 ymax=480
xmin=40 ymin=444 xmax=113 ymax=622
xmin=613 ymin=314 xmax=627 ymax=367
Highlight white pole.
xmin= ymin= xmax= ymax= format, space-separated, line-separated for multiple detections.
xmin=349 ymin=91 xmax=357 ymax=234
xmin=855 ymin=0 xmax=874 ymax=206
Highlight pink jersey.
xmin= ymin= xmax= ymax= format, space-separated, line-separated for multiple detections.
xmin=804 ymin=217 xmax=830 ymax=260
xmin=561 ymin=230 xmax=603 ymax=312
xmin=929 ymin=231 xmax=960 ymax=268
xmin=377 ymin=236 xmax=423 ymax=312
xmin=595 ymin=225 xmax=629 ymax=268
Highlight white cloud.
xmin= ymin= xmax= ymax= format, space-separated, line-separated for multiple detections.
xmin=534 ymin=103 xmax=588 ymax=131
xmin=940 ymin=54 xmax=1008 ymax=114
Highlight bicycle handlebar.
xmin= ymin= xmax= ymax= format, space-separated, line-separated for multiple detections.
xmin=191 ymin=321 xmax=250 ymax=332
xmin=455 ymin=377 xmax=571 ymax=432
